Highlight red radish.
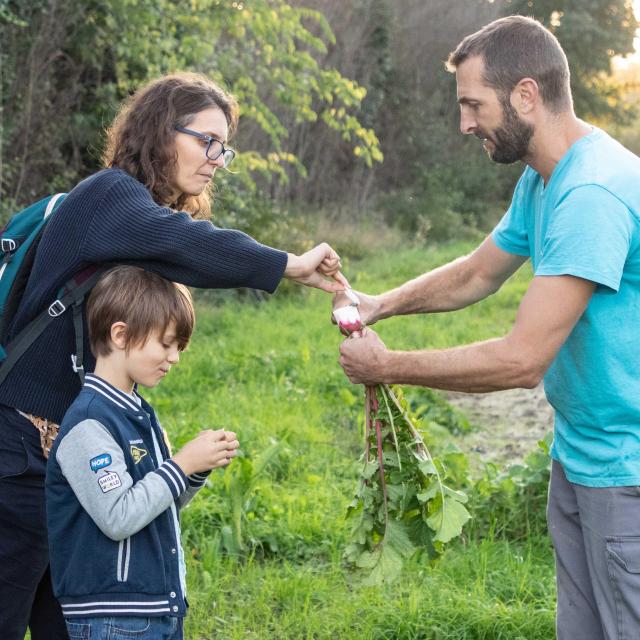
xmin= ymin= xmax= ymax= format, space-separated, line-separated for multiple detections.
xmin=333 ymin=303 xmax=363 ymax=334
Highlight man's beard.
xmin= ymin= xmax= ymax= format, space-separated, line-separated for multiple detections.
xmin=476 ymin=101 xmax=533 ymax=164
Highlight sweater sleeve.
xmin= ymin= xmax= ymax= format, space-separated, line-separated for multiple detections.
xmin=80 ymin=171 xmax=288 ymax=293
xmin=56 ymin=418 xmax=189 ymax=541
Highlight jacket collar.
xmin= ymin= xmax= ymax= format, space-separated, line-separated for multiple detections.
xmin=84 ymin=373 xmax=141 ymax=413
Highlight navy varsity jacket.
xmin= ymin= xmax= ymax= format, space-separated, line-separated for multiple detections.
xmin=46 ymin=373 xmax=209 ymax=618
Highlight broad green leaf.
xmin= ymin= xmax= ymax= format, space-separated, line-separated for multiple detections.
xmin=442 ymin=485 xmax=469 ymax=503
xmin=385 ymin=519 xmax=417 ymax=559
xmin=386 ymin=484 xmax=404 ymax=504
xmin=351 ymin=513 xmax=375 ymax=545
xmin=418 ymin=458 xmax=437 ymax=476
xmin=362 ymin=462 xmax=379 ymax=480
xmin=427 ymin=497 xmax=471 ymax=543
xmin=416 ymin=478 xmax=440 ymax=503
xmin=405 ymin=516 xmax=437 ymax=559
xmin=357 ymin=544 xmax=403 ymax=586
xmin=343 ymin=543 xmax=364 ymax=564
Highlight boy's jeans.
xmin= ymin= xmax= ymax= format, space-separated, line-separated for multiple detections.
xmin=65 ymin=615 xmax=183 ymax=640
xmin=548 ymin=459 xmax=640 ymax=640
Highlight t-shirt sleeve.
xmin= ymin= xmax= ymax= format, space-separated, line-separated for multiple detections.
xmin=492 ymin=173 xmax=531 ymax=257
xmin=535 ymin=185 xmax=633 ymax=292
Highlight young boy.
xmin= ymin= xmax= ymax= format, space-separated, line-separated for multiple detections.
xmin=46 ymin=265 xmax=239 ymax=640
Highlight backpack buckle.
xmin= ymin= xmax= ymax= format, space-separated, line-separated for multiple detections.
xmin=71 ymin=354 xmax=84 ymax=373
xmin=48 ymin=300 xmax=66 ymax=317
xmin=1 ymin=238 xmax=17 ymax=253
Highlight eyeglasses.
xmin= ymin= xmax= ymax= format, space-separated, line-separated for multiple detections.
xmin=174 ymin=126 xmax=236 ymax=168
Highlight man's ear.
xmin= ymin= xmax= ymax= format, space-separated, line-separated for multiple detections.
xmin=511 ymin=77 xmax=539 ymax=114
xmin=110 ymin=322 xmax=128 ymax=351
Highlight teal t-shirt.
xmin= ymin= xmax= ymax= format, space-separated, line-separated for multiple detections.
xmin=492 ymin=127 xmax=640 ymax=487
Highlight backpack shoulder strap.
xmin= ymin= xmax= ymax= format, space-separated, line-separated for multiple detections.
xmin=44 ymin=193 xmax=66 ymax=219
xmin=0 ymin=266 xmax=105 ymax=387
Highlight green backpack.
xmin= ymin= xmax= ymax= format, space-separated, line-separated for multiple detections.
xmin=0 ymin=193 xmax=103 ymax=385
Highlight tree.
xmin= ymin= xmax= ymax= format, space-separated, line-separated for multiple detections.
xmin=0 ymin=0 xmax=380 ymax=232
xmin=503 ymin=0 xmax=639 ymax=120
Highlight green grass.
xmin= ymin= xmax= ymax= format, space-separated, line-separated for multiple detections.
xmin=29 ymin=242 xmax=553 ymax=639
xmin=182 ymin=537 xmax=554 ymax=639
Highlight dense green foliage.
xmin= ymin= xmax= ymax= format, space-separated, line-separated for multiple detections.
xmin=344 ymin=385 xmax=470 ymax=585
xmin=2 ymin=0 xmax=637 ymax=244
xmin=0 ymin=0 xmax=379 ymax=237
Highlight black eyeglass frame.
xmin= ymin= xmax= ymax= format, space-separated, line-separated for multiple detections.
xmin=174 ymin=126 xmax=236 ymax=166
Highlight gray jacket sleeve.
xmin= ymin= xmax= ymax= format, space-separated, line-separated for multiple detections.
xmin=56 ymin=419 xmax=189 ymax=541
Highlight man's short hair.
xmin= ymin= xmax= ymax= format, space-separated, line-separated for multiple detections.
xmin=446 ymin=15 xmax=572 ymax=113
xmin=86 ymin=265 xmax=195 ymax=357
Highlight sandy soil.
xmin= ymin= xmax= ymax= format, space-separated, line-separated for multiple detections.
xmin=445 ymin=384 xmax=554 ymax=466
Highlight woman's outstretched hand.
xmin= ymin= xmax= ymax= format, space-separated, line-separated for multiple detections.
xmin=285 ymin=243 xmax=349 ymax=293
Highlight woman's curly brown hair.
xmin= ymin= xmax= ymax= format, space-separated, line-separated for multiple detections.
xmin=103 ymin=72 xmax=238 ymax=219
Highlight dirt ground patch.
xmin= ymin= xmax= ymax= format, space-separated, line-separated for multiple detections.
xmin=445 ymin=384 xmax=554 ymax=466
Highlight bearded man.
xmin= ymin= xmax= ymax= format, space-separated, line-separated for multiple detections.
xmin=337 ymin=15 xmax=640 ymax=640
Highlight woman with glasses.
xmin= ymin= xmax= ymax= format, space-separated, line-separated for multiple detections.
xmin=0 ymin=72 xmax=347 ymax=640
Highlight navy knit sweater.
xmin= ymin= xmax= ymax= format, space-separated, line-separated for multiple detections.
xmin=0 ymin=168 xmax=288 ymax=423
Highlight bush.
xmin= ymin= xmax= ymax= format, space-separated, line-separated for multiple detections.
xmin=375 ymin=142 xmax=522 ymax=243
xmin=469 ymin=433 xmax=552 ymax=540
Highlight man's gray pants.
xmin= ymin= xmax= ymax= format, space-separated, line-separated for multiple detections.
xmin=548 ymin=459 xmax=640 ymax=639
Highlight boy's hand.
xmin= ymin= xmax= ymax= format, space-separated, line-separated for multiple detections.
xmin=172 ymin=429 xmax=240 ymax=476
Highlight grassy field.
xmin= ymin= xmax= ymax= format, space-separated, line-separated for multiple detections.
xmin=139 ymin=242 xmax=555 ymax=639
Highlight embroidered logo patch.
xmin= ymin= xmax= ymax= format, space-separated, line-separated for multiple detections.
xmin=98 ymin=471 xmax=121 ymax=493
xmin=130 ymin=445 xmax=148 ymax=464
xmin=90 ymin=453 xmax=112 ymax=473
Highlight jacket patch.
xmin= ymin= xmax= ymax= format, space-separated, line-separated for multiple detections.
xmin=90 ymin=453 xmax=112 ymax=473
xmin=130 ymin=445 xmax=148 ymax=464
xmin=98 ymin=471 xmax=122 ymax=493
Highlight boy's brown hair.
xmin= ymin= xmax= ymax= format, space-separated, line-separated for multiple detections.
xmin=86 ymin=266 xmax=195 ymax=357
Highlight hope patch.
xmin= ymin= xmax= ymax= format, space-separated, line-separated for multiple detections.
xmin=98 ymin=471 xmax=121 ymax=493
xmin=90 ymin=453 xmax=112 ymax=473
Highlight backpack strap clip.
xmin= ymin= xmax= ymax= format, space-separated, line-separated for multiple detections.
xmin=1 ymin=239 xmax=17 ymax=253
xmin=70 ymin=354 xmax=84 ymax=374
xmin=48 ymin=300 xmax=66 ymax=317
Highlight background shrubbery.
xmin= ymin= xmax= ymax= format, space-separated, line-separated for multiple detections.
xmin=2 ymin=0 xmax=638 ymax=247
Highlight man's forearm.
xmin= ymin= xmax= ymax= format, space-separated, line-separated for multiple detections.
xmin=369 ymin=237 xmax=526 ymax=323
xmin=380 ymin=336 xmax=541 ymax=392
xmin=375 ymin=255 xmax=488 ymax=320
